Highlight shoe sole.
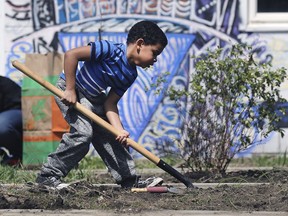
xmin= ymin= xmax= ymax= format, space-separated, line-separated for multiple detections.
xmin=147 ymin=177 xmax=164 ymax=187
xmin=56 ymin=180 xmax=85 ymax=189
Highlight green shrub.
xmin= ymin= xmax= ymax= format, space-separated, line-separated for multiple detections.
xmin=167 ymin=44 xmax=287 ymax=174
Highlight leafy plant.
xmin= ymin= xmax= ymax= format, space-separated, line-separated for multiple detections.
xmin=167 ymin=43 xmax=287 ymax=174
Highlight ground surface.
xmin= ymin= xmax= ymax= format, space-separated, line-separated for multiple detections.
xmin=0 ymin=168 xmax=287 ymax=214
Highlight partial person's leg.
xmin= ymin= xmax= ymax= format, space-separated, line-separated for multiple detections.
xmin=0 ymin=109 xmax=23 ymax=160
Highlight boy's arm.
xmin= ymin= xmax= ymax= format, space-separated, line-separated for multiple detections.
xmin=104 ymin=89 xmax=129 ymax=145
xmin=62 ymin=46 xmax=91 ymax=105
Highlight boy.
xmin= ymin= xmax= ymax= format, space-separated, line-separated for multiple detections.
xmin=36 ymin=20 xmax=168 ymax=189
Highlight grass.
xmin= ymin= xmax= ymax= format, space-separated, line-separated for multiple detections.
xmin=0 ymin=165 xmax=35 ymax=184
xmin=0 ymin=154 xmax=287 ymax=184
xmin=230 ymin=153 xmax=288 ymax=167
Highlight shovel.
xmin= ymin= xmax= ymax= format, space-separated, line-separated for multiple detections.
xmin=12 ymin=60 xmax=193 ymax=188
xmin=131 ymin=186 xmax=185 ymax=194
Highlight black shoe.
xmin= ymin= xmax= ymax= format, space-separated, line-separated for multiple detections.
xmin=120 ymin=176 xmax=140 ymax=188
xmin=35 ymin=174 xmax=62 ymax=188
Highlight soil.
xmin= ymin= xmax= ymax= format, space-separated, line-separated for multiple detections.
xmin=0 ymin=168 xmax=287 ymax=213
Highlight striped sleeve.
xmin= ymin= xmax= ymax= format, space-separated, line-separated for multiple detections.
xmin=88 ymin=41 xmax=112 ymax=61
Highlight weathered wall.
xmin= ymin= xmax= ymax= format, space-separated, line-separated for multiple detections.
xmin=2 ymin=0 xmax=288 ymax=158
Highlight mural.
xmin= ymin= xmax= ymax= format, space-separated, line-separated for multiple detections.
xmin=4 ymin=0 xmax=285 ymax=158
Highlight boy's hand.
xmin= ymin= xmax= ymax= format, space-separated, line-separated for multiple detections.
xmin=61 ymin=89 xmax=77 ymax=107
xmin=116 ymin=129 xmax=130 ymax=146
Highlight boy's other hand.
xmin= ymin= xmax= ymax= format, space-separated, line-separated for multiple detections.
xmin=116 ymin=129 xmax=130 ymax=146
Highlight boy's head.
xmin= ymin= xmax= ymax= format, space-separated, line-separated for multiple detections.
xmin=127 ymin=20 xmax=168 ymax=48
xmin=126 ymin=20 xmax=168 ymax=68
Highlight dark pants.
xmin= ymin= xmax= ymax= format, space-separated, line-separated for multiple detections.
xmin=0 ymin=109 xmax=23 ymax=160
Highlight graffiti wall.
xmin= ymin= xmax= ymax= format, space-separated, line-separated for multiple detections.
xmin=3 ymin=0 xmax=288 ymax=158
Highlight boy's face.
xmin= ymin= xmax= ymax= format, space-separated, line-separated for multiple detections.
xmin=134 ymin=41 xmax=164 ymax=69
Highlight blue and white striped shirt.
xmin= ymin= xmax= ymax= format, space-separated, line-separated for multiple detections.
xmin=61 ymin=40 xmax=137 ymax=98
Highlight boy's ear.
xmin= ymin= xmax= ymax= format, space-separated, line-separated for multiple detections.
xmin=136 ymin=38 xmax=145 ymax=48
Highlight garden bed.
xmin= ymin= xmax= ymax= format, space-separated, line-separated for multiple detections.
xmin=0 ymin=167 xmax=287 ymax=213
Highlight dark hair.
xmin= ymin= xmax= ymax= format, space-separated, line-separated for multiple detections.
xmin=127 ymin=20 xmax=168 ymax=48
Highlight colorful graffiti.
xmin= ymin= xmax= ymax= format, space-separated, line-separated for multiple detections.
xmin=5 ymin=0 xmax=278 ymax=158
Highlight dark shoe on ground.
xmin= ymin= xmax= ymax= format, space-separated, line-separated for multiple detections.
xmin=35 ymin=174 xmax=65 ymax=189
xmin=35 ymin=174 xmax=82 ymax=190
xmin=120 ymin=176 xmax=139 ymax=188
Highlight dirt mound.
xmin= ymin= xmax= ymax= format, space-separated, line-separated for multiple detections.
xmin=0 ymin=168 xmax=287 ymax=213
